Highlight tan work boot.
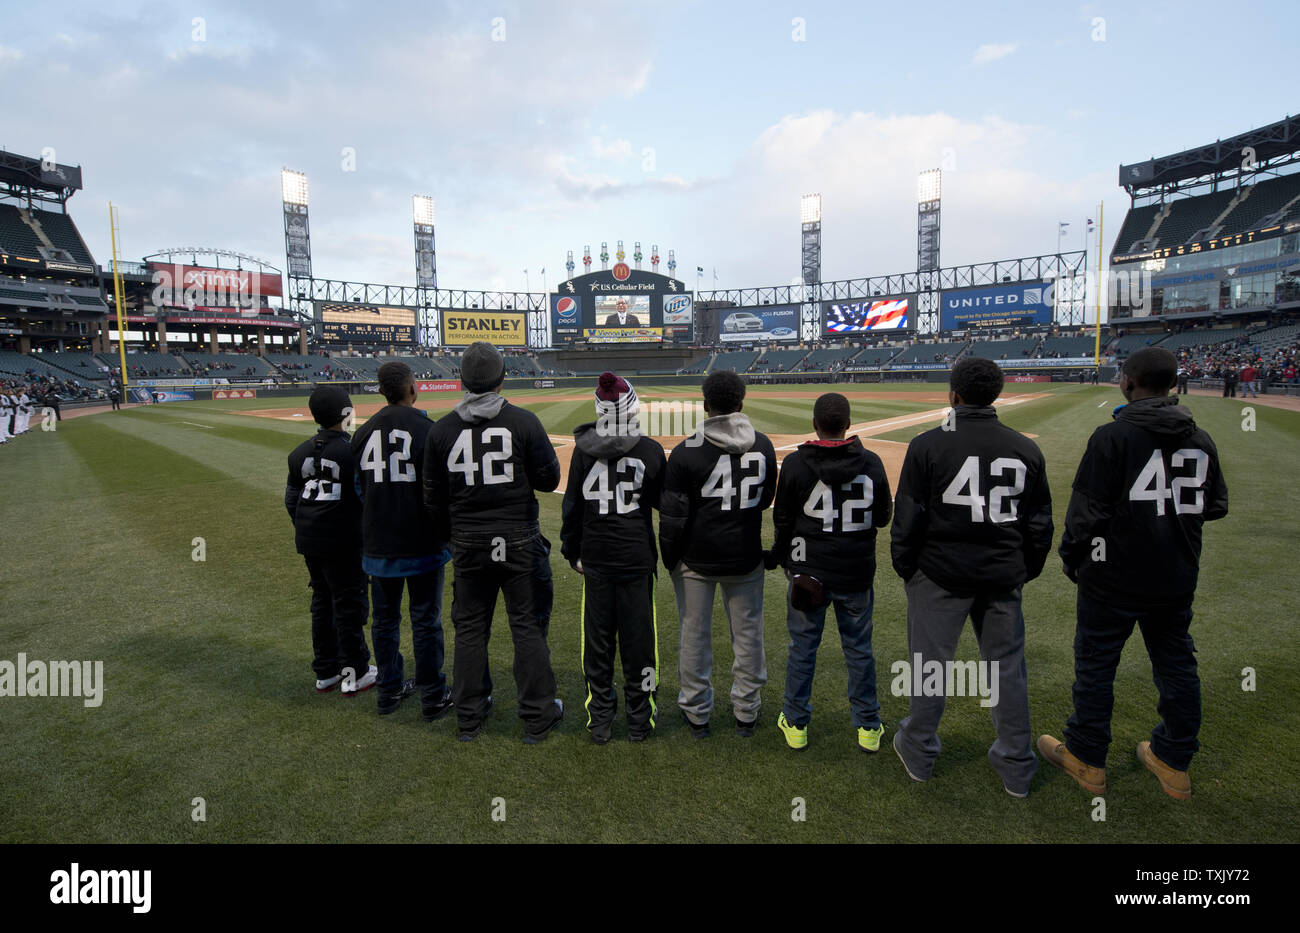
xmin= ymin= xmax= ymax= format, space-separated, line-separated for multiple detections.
xmin=1037 ymin=734 xmax=1106 ymax=794
xmin=1137 ymin=741 xmax=1191 ymax=800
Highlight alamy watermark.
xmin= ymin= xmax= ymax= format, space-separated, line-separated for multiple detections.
xmin=596 ymin=400 xmax=706 ymax=440
xmin=0 ymin=654 xmax=104 ymax=707
xmin=890 ymin=654 xmax=1000 ymax=708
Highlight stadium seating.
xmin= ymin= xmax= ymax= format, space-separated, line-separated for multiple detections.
xmin=1152 ymin=190 xmax=1236 ymax=246
xmin=1159 ymin=328 xmax=1250 ymax=350
xmin=1039 ymin=336 xmax=1097 ymax=357
xmin=752 ymin=349 xmax=809 ymax=372
xmin=181 ymin=352 xmax=274 ymax=377
xmin=1106 ymin=334 xmax=1168 ymax=356
xmin=1112 ymin=202 xmax=1163 ymax=252
xmin=0 ymin=350 xmax=63 ymax=379
xmin=28 ymin=209 xmax=95 ymax=265
xmin=675 ymin=353 xmax=713 ymax=374
xmin=1251 ymin=322 xmax=1300 ymax=354
xmin=709 ymin=350 xmax=759 ymax=373
xmin=1215 ymin=173 xmax=1300 ymax=236
xmin=965 ymin=338 xmax=1039 ymax=360
xmin=0 ymin=205 xmax=45 ymax=257
xmin=893 ymin=340 xmax=968 ymax=365
xmin=851 ymin=346 xmax=903 ymax=367
xmin=30 ymin=352 xmax=114 ymax=381
xmin=799 ymin=346 xmax=860 ymax=370
xmin=102 ymin=351 xmax=189 ymax=377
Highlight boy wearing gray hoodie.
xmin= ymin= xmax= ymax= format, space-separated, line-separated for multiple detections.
xmin=660 ymin=370 xmax=778 ymax=738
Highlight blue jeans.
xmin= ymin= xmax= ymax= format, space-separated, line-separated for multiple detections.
xmin=370 ymin=567 xmax=447 ymax=698
xmin=782 ymin=584 xmax=880 ymax=729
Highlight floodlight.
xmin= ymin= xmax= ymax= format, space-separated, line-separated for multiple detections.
xmin=281 ymin=169 xmax=309 ymax=206
xmin=412 ymin=195 xmax=435 ymax=226
xmin=918 ymin=169 xmax=941 ymax=204
xmin=800 ymin=193 xmax=822 ymax=224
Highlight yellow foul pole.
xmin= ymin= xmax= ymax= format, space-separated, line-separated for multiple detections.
xmin=1094 ymin=200 xmax=1103 ymax=365
xmin=108 ymin=203 xmax=129 ymax=389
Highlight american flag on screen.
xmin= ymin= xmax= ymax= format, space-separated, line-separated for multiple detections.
xmin=825 ymin=298 xmax=909 ymax=332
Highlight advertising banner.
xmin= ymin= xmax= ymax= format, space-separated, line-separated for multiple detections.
xmin=416 ymin=380 xmax=461 ymax=393
xmin=940 ymin=282 xmax=1053 ymax=329
xmin=583 ymin=326 xmax=663 ymax=343
xmin=213 ymin=388 xmax=258 ymax=399
xmin=441 ymin=309 xmax=527 ymax=346
xmin=551 ymin=295 xmax=582 ymax=341
xmin=719 ymin=305 xmax=799 ymax=342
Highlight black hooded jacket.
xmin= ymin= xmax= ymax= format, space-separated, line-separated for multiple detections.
xmin=560 ymin=422 xmax=666 ymax=574
xmin=285 ymin=429 xmax=362 ymax=556
xmin=771 ymin=437 xmax=892 ymax=592
xmin=891 ymin=405 xmax=1054 ymax=594
xmin=1059 ymin=395 xmax=1228 ymax=609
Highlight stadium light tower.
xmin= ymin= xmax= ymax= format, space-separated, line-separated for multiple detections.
xmin=280 ymin=169 xmax=313 ymax=336
xmin=412 ymin=195 xmax=439 ymax=346
xmin=800 ymin=194 xmax=822 ymax=342
xmin=916 ymin=168 xmax=942 ymax=333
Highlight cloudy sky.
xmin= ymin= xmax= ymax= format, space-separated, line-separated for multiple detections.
xmin=4 ymin=0 xmax=1298 ymax=298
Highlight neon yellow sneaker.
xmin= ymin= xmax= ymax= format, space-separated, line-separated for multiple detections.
xmin=777 ymin=712 xmax=808 ymax=750
xmin=858 ymin=723 xmax=886 ymax=753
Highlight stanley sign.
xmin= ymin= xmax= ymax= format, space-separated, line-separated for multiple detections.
xmin=440 ymin=309 xmax=527 ymax=346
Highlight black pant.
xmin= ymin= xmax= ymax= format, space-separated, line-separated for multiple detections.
xmin=581 ymin=568 xmax=658 ymax=734
xmin=1178 ymin=379 xmax=1188 ymax=394
xmin=1065 ymin=590 xmax=1200 ymax=771
xmin=304 ymin=551 xmax=371 ymax=681
xmin=450 ymin=529 xmax=558 ymax=736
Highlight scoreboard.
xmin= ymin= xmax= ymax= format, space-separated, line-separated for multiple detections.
xmin=317 ymin=302 xmax=416 ymax=344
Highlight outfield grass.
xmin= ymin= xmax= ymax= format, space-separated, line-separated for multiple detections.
xmin=1 ymin=383 xmax=1296 ymax=843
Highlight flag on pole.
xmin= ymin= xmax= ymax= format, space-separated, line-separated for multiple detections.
xmin=696 ymin=266 xmax=704 ymax=274
xmin=1086 ymin=219 xmax=1095 ymax=233
xmin=1059 ymin=222 xmax=1070 ymax=235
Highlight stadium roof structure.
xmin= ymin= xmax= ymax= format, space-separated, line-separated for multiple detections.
xmin=0 ymin=150 xmax=84 ymax=207
xmin=1119 ymin=114 xmax=1300 ymax=201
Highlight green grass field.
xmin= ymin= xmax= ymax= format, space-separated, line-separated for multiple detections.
xmin=2 ymin=382 xmax=1296 ymax=843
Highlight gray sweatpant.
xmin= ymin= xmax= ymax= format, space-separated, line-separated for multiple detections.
xmin=672 ymin=562 xmax=767 ymax=724
xmin=895 ymin=568 xmax=1037 ymax=793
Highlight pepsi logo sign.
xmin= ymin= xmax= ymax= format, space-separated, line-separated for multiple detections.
xmin=612 ymin=262 xmax=630 ymax=281
xmin=555 ymin=296 xmax=578 ymax=319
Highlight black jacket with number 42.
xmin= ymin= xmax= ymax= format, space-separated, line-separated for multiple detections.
xmin=890 ymin=405 xmax=1053 ymax=594
xmin=771 ymin=437 xmax=893 ymax=593
xmin=285 ymin=428 xmax=362 ymax=555
xmin=351 ymin=404 xmax=443 ymax=560
xmin=560 ymin=423 xmax=666 ymax=574
xmin=423 ymin=393 xmax=561 ymax=541
xmin=1059 ymin=395 xmax=1227 ymax=610
xmin=659 ymin=412 xmax=778 ymax=576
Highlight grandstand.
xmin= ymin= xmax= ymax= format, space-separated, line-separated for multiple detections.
xmin=965 ymin=338 xmax=1039 ymax=361
xmin=708 ymin=350 xmax=760 ymax=373
xmin=1039 ymin=335 xmax=1096 ymax=357
xmin=181 ymin=352 xmax=276 ymax=378
xmin=894 ymin=340 xmax=968 ymax=365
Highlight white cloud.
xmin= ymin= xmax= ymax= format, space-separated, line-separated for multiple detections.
xmin=590 ymin=136 xmax=633 ymax=160
xmin=0 ymin=45 xmax=24 ymax=64
xmin=972 ymin=42 xmax=1018 ymax=65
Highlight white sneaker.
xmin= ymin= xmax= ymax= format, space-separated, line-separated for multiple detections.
xmin=342 ymin=665 xmax=378 ymax=697
xmin=316 ymin=674 xmax=342 ymax=693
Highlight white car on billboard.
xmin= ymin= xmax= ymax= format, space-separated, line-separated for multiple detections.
xmin=723 ymin=311 xmax=764 ymax=333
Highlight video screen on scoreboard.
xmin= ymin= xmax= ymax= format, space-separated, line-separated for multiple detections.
xmin=584 ymin=294 xmax=661 ymax=343
xmin=824 ymin=296 xmax=911 ymax=334
xmin=317 ymin=302 xmax=416 ymax=344
xmin=939 ymin=283 xmax=1052 ymax=330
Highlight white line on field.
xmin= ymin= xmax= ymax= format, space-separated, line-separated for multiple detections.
xmin=773 ymin=394 xmax=1041 ymax=451
xmin=178 ymin=421 xmax=213 ymax=428
xmin=1097 ymin=401 xmax=1106 ymax=407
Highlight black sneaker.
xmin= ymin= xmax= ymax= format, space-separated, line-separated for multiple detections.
xmin=457 ymin=695 xmax=493 ymax=742
xmin=735 ymin=716 xmax=757 ymax=738
xmin=628 ymin=728 xmax=652 ymax=743
xmin=422 ymin=686 xmax=455 ymax=722
xmin=590 ymin=720 xmax=612 ymax=745
xmin=377 ymin=678 xmax=416 ymax=716
xmin=524 ymin=698 xmax=564 ymax=745
xmin=681 ymin=710 xmax=710 ymax=739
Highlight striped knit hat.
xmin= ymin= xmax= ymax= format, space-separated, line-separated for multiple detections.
xmin=595 ymin=371 xmax=639 ymax=431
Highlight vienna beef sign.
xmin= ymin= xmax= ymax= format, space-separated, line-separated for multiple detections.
xmin=440 ymin=310 xmax=526 ymax=346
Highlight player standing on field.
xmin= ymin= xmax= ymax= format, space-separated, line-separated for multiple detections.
xmin=560 ymin=372 xmax=667 ymax=744
xmin=890 ymin=358 xmax=1054 ymax=797
xmin=285 ymin=386 xmax=375 ymax=696
xmin=423 ymin=342 xmax=564 ymax=744
xmin=1041 ymin=347 xmax=1228 ymax=800
xmin=769 ymin=392 xmax=892 ymax=752
xmin=660 ymin=370 xmax=778 ymax=739
xmin=351 ymin=362 xmax=454 ymax=720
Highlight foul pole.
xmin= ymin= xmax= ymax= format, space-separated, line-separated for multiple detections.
xmin=1094 ymin=201 xmax=1104 ymax=365
xmin=109 ymin=203 xmax=129 ymax=388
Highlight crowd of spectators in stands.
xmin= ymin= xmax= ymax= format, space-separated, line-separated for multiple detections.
xmin=1174 ymin=335 xmax=1300 ymax=386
